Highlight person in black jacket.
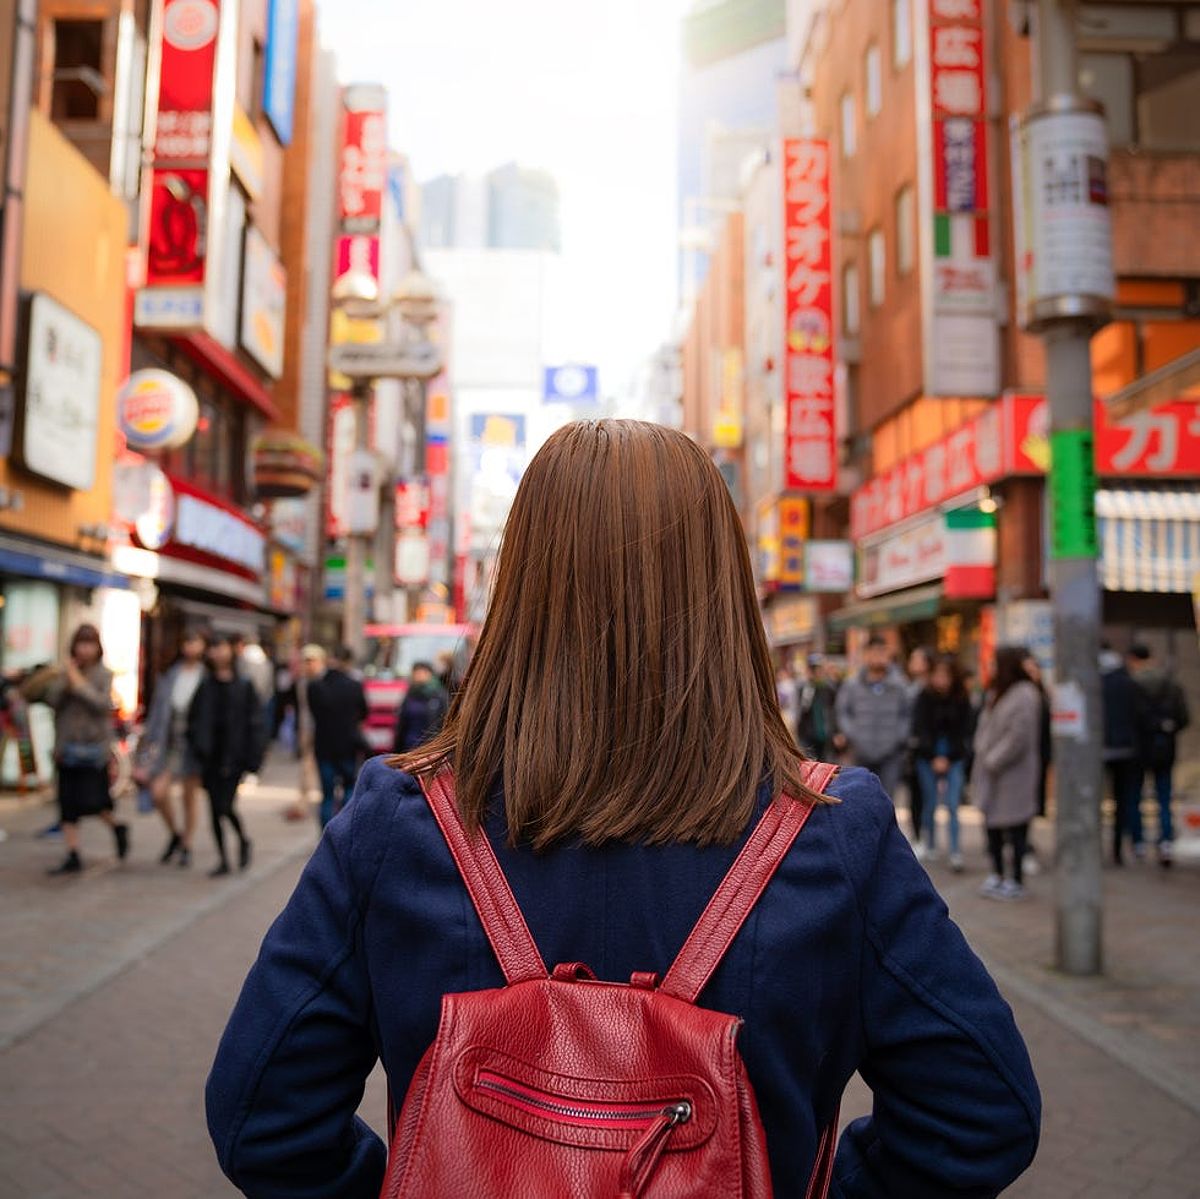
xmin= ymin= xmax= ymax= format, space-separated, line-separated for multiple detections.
xmin=910 ymin=654 xmax=973 ymax=870
xmin=1101 ymin=646 xmax=1143 ymax=864
xmin=394 ymin=661 xmax=449 ymax=753
xmin=188 ymin=636 xmax=265 ymax=877
xmin=304 ymin=644 xmax=368 ymax=829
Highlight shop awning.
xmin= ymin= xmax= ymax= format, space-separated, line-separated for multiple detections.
xmin=1097 ymin=488 xmax=1200 ymax=593
xmin=0 ymin=534 xmax=130 ymax=591
xmin=827 ymin=583 xmax=943 ymax=633
xmin=1104 ymin=347 xmax=1200 ymax=420
xmin=169 ymin=331 xmax=281 ymax=422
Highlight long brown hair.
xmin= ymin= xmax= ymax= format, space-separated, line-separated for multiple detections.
xmin=392 ymin=420 xmax=829 ymax=849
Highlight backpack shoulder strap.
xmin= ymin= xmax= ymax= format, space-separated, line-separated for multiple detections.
xmin=420 ymin=768 xmax=548 ymax=986
xmin=659 ymin=760 xmax=838 ymax=1003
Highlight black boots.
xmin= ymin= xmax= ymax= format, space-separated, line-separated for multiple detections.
xmin=47 ymin=851 xmax=82 ymax=876
xmin=160 ymin=833 xmax=182 ymax=863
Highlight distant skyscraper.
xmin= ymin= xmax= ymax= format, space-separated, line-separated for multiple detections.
xmin=420 ymin=164 xmax=560 ymax=253
xmin=486 ymin=162 xmax=562 ymax=253
xmin=677 ymin=0 xmax=786 ymax=291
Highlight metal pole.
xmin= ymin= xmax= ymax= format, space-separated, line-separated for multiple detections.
xmin=1036 ymin=0 xmax=1104 ymax=976
xmin=342 ymin=379 xmax=370 ymax=660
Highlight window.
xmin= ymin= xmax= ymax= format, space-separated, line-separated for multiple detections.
xmin=1080 ymin=48 xmax=1200 ymax=151
xmin=895 ymin=185 xmax=915 ymax=275
xmin=865 ymin=45 xmax=882 ymax=117
xmin=892 ymin=0 xmax=912 ymax=69
xmin=840 ymin=92 xmax=857 ymax=158
xmin=51 ymin=20 xmax=104 ymax=120
xmin=868 ymin=228 xmax=886 ymax=307
xmin=843 ymin=263 xmax=861 ymax=335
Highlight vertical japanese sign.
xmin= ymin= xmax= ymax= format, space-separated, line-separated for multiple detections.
xmin=334 ymin=84 xmax=386 ymax=294
xmin=137 ymin=0 xmax=223 ymax=329
xmin=924 ymin=0 xmax=998 ymax=396
xmin=781 ymin=138 xmax=836 ymax=492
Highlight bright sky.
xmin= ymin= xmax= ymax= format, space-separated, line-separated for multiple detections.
xmin=317 ymin=0 xmax=692 ymax=396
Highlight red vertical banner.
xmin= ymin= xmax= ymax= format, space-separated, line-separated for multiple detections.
xmin=144 ymin=0 xmax=221 ymax=293
xmin=782 ymin=138 xmax=836 ymax=492
xmin=336 ymin=84 xmax=387 ymax=257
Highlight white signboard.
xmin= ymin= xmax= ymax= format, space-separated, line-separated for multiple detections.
xmin=21 ymin=293 xmax=102 ymax=490
xmin=175 ymin=493 xmax=265 ymax=575
xmin=928 ymin=313 xmax=1000 ymax=398
xmin=240 ymin=225 xmax=286 ymax=378
xmin=804 ymin=540 xmax=854 ymax=593
xmin=858 ymin=515 xmax=947 ymax=599
xmin=1016 ymin=106 xmax=1114 ymax=328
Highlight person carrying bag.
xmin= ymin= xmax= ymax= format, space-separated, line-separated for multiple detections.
xmin=207 ymin=421 xmax=1039 ymax=1198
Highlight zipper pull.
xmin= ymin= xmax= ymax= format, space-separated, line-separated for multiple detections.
xmin=616 ymin=1102 xmax=692 ymax=1198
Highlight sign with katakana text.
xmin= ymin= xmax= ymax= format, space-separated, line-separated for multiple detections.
xmin=781 ymin=138 xmax=837 ymax=492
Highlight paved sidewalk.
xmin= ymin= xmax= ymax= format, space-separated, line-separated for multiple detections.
xmin=0 ymin=754 xmax=318 ymax=1050
xmin=0 ymin=776 xmax=1197 ymax=1195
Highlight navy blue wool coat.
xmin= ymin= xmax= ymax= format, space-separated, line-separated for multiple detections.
xmin=207 ymin=759 xmax=1040 ymax=1198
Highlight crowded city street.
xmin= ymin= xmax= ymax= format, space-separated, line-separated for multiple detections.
xmin=4 ymin=0 xmax=1200 ymax=1194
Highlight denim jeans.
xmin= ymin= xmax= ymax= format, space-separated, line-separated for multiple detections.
xmin=918 ymin=758 xmax=964 ymax=856
xmin=1148 ymin=765 xmax=1175 ymax=843
xmin=317 ymin=757 xmax=359 ymax=830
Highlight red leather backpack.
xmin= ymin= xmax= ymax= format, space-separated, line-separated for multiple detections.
xmin=380 ymin=761 xmax=840 ymax=1199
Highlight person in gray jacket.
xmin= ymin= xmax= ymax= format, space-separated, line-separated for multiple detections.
xmin=972 ymin=645 xmax=1043 ymax=900
xmin=834 ymin=635 xmax=911 ymax=797
xmin=135 ymin=628 xmax=208 ymax=868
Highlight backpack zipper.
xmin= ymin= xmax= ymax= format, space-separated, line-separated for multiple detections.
xmin=475 ymin=1070 xmax=692 ymax=1131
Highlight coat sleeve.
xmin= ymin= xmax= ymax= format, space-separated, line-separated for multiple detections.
xmin=911 ymin=691 xmax=933 ymax=759
xmin=830 ymin=773 xmax=1040 ymax=1198
xmin=71 ymin=667 xmax=113 ymax=714
xmin=206 ymin=759 xmax=395 ymax=1198
xmin=835 ymin=682 xmax=854 ymax=741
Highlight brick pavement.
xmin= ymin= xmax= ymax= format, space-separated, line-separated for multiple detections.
xmin=0 ymin=774 xmax=1198 ymax=1196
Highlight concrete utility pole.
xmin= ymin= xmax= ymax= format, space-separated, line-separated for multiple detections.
xmin=1033 ymin=0 xmax=1108 ymax=975
xmin=342 ymin=378 xmax=371 ymax=661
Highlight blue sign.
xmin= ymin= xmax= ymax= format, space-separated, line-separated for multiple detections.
xmin=263 ymin=0 xmax=299 ymax=146
xmin=543 ymin=364 xmax=599 ymax=404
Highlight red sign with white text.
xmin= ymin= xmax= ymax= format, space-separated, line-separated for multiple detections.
xmin=852 ymin=393 xmax=1200 ymax=540
xmin=782 ymin=138 xmax=836 ymax=492
xmin=145 ymin=0 xmax=220 ymax=288
xmin=337 ymin=90 xmax=387 ymax=238
xmin=929 ymin=0 xmax=986 ymax=119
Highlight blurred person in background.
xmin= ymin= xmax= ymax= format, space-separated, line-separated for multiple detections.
xmin=776 ymin=663 xmax=799 ymax=739
xmin=189 ymin=636 xmax=264 ymax=877
xmin=1100 ymin=644 xmax=1144 ymax=865
xmin=903 ymin=646 xmax=934 ymax=844
xmin=305 ymin=644 xmax=368 ymax=829
xmin=1128 ymin=643 xmax=1190 ymax=868
xmin=136 ymin=627 xmax=208 ymax=868
xmin=1021 ymin=652 xmax=1053 ymax=878
xmin=834 ymin=635 xmax=911 ymax=798
xmin=25 ymin=624 xmax=129 ymax=875
xmin=436 ymin=650 xmax=461 ymax=699
xmin=797 ymin=654 xmax=839 ymax=760
xmin=393 ymin=661 xmax=450 ymax=753
xmin=911 ymin=654 xmax=972 ymax=871
xmin=972 ymin=646 xmax=1042 ymax=900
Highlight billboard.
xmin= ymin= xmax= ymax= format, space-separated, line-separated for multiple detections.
xmin=781 ymin=138 xmax=836 ymax=492
xmin=543 ymin=364 xmax=599 ymax=404
xmin=263 ymin=0 xmax=299 ymax=146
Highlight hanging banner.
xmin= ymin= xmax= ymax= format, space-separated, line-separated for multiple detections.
xmin=137 ymin=0 xmax=234 ymax=333
xmin=337 ymin=85 xmax=387 ymax=240
xmin=781 ymin=137 xmax=836 ymax=492
xmin=923 ymin=0 xmax=999 ymax=396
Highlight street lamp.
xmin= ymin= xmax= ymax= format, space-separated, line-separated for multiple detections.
xmin=329 ymin=269 xmax=444 ymax=658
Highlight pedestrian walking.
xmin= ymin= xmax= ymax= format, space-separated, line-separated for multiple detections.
xmin=903 ymin=646 xmax=934 ymax=844
xmin=972 ymin=646 xmax=1042 ymax=900
xmin=188 ymin=636 xmax=264 ymax=877
xmin=1020 ymin=653 xmax=1053 ymax=879
xmin=209 ymin=420 xmax=1038 ymax=1197
xmin=911 ymin=653 xmax=972 ymax=870
xmin=304 ymin=644 xmax=368 ymax=828
xmin=1128 ymin=643 xmax=1190 ymax=868
xmin=1100 ymin=645 xmax=1144 ymax=864
xmin=833 ymin=635 xmax=911 ymax=798
xmin=393 ymin=661 xmax=450 ymax=753
xmin=24 ymin=624 xmax=129 ymax=875
xmin=797 ymin=654 xmax=838 ymax=759
xmin=776 ymin=663 xmax=799 ymax=739
xmin=134 ymin=627 xmax=207 ymax=868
